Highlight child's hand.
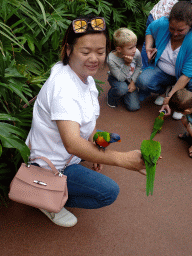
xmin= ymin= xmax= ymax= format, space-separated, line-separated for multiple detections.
xmin=160 ymin=104 xmax=171 ymax=116
xmin=123 ymin=55 xmax=133 ymax=65
xmin=92 ymin=163 xmax=103 ymax=172
xmin=128 ymin=81 xmax=136 ymax=92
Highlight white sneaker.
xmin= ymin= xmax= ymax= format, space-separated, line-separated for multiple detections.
xmin=154 ymin=96 xmax=164 ymax=106
xmin=172 ymin=111 xmax=183 ymax=120
xmin=39 ymin=208 xmax=77 ymax=227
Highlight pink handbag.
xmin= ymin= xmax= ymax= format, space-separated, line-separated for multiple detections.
xmin=9 ymin=156 xmax=72 ymax=213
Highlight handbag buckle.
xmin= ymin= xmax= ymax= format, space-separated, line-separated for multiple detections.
xmin=34 ymin=180 xmax=47 ymax=186
xmin=26 ymin=158 xmax=32 ymax=168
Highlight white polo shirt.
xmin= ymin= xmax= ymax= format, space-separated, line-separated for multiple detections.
xmin=26 ymin=63 xmax=100 ymax=169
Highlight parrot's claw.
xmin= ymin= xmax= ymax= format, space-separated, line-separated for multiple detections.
xmin=96 ymin=145 xmax=105 ymax=151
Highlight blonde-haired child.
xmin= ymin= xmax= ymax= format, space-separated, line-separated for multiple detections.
xmin=107 ymin=28 xmax=142 ymax=111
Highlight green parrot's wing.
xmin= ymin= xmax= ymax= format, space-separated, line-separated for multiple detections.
xmin=140 ymin=140 xmax=153 ymax=164
xmin=145 ymin=162 xmax=156 ymax=196
xmin=150 ymin=141 xmax=161 ymax=164
xmin=93 ymin=132 xmax=99 ymax=142
xmin=153 ymin=118 xmax=164 ymax=131
xmin=101 ymin=132 xmax=110 ymax=142
xmin=141 ymin=140 xmax=161 ymax=196
xmin=141 ymin=140 xmax=161 ymax=164
xmin=150 ymin=117 xmax=164 ymax=140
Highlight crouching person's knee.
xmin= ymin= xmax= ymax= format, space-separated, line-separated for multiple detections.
xmin=99 ymin=180 xmax=120 ymax=208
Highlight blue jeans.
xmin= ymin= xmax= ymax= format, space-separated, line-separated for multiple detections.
xmin=62 ymin=164 xmax=120 ymax=209
xmin=141 ymin=14 xmax=154 ymax=69
xmin=108 ymin=75 xmax=140 ymax=111
xmin=136 ymin=66 xmax=177 ymax=101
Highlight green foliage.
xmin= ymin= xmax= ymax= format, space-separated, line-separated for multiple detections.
xmin=0 ymin=0 xmax=158 ymax=205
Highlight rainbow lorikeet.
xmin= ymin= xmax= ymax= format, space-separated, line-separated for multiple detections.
xmin=150 ymin=110 xmax=166 ymax=140
xmin=140 ymin=111 xmax=165 ymax=196
xmin=93 ymin=131 xmax=121 ymax=151
xmin=140 ymin=140 xmax=161 ymax=196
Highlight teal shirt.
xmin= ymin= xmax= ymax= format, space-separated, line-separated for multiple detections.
xmin=146 ymin=17 xmax=192 ymax=81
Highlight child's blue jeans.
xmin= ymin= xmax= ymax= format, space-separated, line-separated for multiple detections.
xmin=62 ymin=164 xmax=120 ymax=209
xmin=107 ymin=75 xmax=140 ymax=111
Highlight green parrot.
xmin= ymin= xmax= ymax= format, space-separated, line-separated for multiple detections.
xmin=140 ymin=139 xmax=161 ymax=196
xmin=93 ymin=130 xmax=121 ymax=151
xmin=150 ymin=110 xmax=166 ymax=140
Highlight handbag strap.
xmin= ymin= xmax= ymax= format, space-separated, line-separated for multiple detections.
xmin=28 ymin=140 xmax=74 ymax=174
xmin=30 ymin=155 xmax=74 ymax=175
xmin=30 ymin=156 xmax=59 ymax=175
xmin=64 ymin=154 xmax=74 ymax=168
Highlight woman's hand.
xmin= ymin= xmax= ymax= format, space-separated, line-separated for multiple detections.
xmin=146 ymin=48 xmax=157 ymax=61
xmin=128 ymin=81 xmax=136 ymax=92
xmin=120 ymin=150 xmax=146 ymax=175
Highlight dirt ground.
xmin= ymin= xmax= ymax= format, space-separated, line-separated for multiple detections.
xmin=0 ymin=63 xmax=192 ymax=256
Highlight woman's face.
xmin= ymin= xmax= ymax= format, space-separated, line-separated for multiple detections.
xmin=169 ymin=19 xmax=190 ymax=41
xmin=68 ymin=33 xmax=106 ymax=83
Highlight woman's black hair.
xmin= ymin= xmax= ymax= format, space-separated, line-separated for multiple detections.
xmin=169 ymin=1 xmax=192 ymax=26
xmin=61 ymin=14 xmax=111 ymax=65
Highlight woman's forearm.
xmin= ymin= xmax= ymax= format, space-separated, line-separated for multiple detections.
xmin=168 ymin=75 xmax=190 ymax=97
xmin=145 ymin=35 xmax=154 ymax=50
xmin=164 ymin=75 xmax=190 ymax=105
xmin=56 ymin=120 xmax=144 ymax=171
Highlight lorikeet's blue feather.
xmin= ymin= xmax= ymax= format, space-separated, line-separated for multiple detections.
xmin=109 ymin=133 xmax=121 ymax=143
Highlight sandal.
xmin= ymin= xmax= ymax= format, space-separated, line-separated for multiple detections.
xmin=178 ymin=132 xmax=192 ymax=144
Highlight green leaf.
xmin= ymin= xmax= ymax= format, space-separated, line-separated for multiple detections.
xmin=23 ymin=34 xmax=36 ymax=53
xmin=5 ymin=66 xmax=25 ymax=78
xmin=40 ymin=25 xmax=55 ymax=45
xmin=0 ymin=114 xmax=20 ymax=122
xmin=0 ymin=133 xmax=30 ymax=164
xmin=51 ymin=30 xmax=60 ymax=50
xmin=94 ymin=79 xmax=105 ymax=84
xmin=0 ymin=144 xmax=2 ymax=157
xmin=0 ymin=122 xmax=28 ymax=139
xmin=0 ymin=22 xmax=29 ymax=53
xmin=0 ymin=81 xmax=29 ymax=105
xmin=0 ymin=163 xmax=10 ymax=176
xmin=36 ymin=0 xmax=47 ymax=25
xmin=28 ymin=40 xmax=35 ymax=53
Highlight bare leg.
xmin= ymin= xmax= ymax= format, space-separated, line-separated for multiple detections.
xmin=178 ymin=116 xmax=189 ymax=138
xmin=186 ymin=122 xmax=192 ymax=158
xmin=178 ymin=117 xmax=192 ymax=157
